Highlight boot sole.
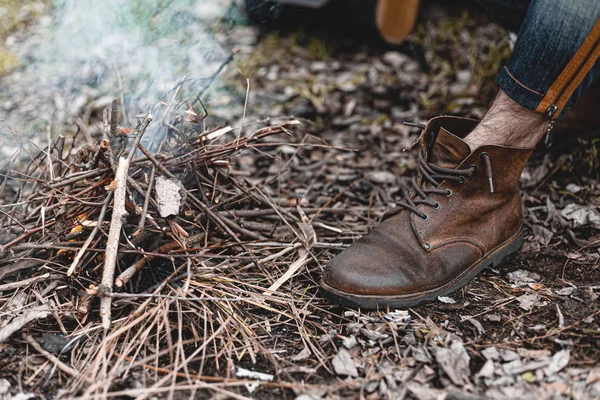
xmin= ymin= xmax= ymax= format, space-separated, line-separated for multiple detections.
xmin=319 ymin=229 xmax=523 ymax=310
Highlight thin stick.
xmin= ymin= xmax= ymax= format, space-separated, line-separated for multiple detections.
xmin=100 ymin=156 xmax=130 ymax=331
xmin=237 ymin=78 xmax=250 ymax=143
xmin=115 ymin=233 xmax=204 ymax=288
xmin=0 ymin=304 xmax=51 ymax=343
xmin=127 ymin=113 xmax=153 ymax=164
xmin=67 ymin=192 xmax=113 ymax=277
xmin=0 ymin=273 xmax=50 ymax=292
xmin=132 ymin=117 xmax=157 ymax=236
xmin=46 ymin=124 xmax=55 ymax=181
xmin=263 ymin=249 xmax=308 ymax=295
xmin=132 ymin=263 xmax=188 ymax=317
xmin=193 ymin=51 xmax=236 ymax=102
xmin=110 ymin=98 xmax=119 ymax=139
xmin=103 ymin=108 xmax=109 ymax=139
xmin=48 ymin=168 xmax=110 ymax=189
xmin=111 ymin=57 xmax=130 ymax=126
xmin=23 ymin=333 xmax=91 ymax=382
xmin=135 ymin=164 xmax=156 ymax=235
xmin=0 ymin=220 xmax=56 ymax=254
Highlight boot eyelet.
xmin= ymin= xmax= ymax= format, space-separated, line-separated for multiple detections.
xmin=458 ymin=176 xmax=465 ymax=184
xmin=423 ymin=243 xmax=431 ymax=250
xmin=446 ymin=189 xmax=453 ymax=197
xmin=421 ymin=214 xmax=429 ymax=221
xmin=433 ymin=202 xmax=440 ymax=210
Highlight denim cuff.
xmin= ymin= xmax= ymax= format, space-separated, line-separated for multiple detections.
xmin=497 ymin=66 xmax=544 ymax=112
xmin=495 ymin=0 xmax=600 ymax=118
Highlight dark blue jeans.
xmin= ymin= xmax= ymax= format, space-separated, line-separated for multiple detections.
xmin=479 ymin=0 xmax=600 ymax=119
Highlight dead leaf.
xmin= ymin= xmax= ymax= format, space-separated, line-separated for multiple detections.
xmin=468 ymin=318 xmax=485 ymax=334
xmin=0 ymin=379 xmax=9 ymax=396
xmin=291 ymin=347 xmax=312 ymax=361
xmin=434 ymin=336 xmax=470 ymax=386
xmin=360 ymin=328 xmax=388 ymax=341
xmin=567 ymin=229 xmax=590 ymax=247
xmin=0 ymin=304 xmax=51 ymax=343
xmin=368 ymin=171 xmax=397 ymax=184
xmin=517 ymin=293 xmax=543 ymax=311
xmin=555 ymin=287 xmax=576 ymax=296
xmin=383 ymin=310 xmax=411 ymax=324
xmin=105 ymin=180 xmax=118 ymax=191
xmin=406 ymin=382 xmax=446 ymax=400
xmin=481 ymin=347 xmax=500 ymax=361
xmin=297 ymin=222 xmax=316 ymax=248
xmin=533 ymin=224 xmax=554 ymax=246
xmin=561 ymin=204 xmax=600 ymax=229
xmin=332 ymin=348 xmax=359 ymax=377
xmin=566 ymin=183 xmax=582 ymax=193
xmin=167 ymin=218 xmax=189 ymax=240
xmin=586 ymin=368 xmax=600 ymax=384
xmin=484 ymin=313 xmax=502 ymax=322
xmin=500 ymin=349 xmax=520 ymax=362
xmin=185 ymin=104 xmax=204 ymax=125
xmin=528 ymin=283 xmax=545 ymax=291
xmin=382 ymin=51 xmax=411 ymax=69
xmin=518 ymin=348 xmax=552 ymax=359
xmin=545 ymin=350 xmax=570 ymax=375
xmin=476 ymin=359 xmax=495 ymax=379
xmin=507 ymin=269 xmax=541 ymax=286
xmin=342 ymin=335 xmax=358 ymax=350
xmin=155 ymin=176 xmax=184 ymax=218
xmin=438 ymin=296 xmax=456 ymax=304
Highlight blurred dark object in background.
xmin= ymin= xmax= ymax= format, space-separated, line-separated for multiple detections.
xmin=551 ymin=79 xmax=600 ymax=146
xmin=245 ymin=0 xmax=421 ymax=45
xmin=246 ymin=0 xmax=377 ymax=28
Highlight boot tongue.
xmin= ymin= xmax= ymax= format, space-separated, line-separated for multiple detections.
xmin=429 ymin=127 xmax=472 ymax=168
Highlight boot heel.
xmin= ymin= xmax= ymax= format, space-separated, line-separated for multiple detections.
xmin=487 ymin=232 xmax=523 ymax=269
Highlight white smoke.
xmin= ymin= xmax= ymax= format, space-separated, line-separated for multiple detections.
xmin=1 ymin=0 xmax=235 ymax=140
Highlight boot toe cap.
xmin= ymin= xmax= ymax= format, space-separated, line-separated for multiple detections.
xmin=322 ymin=243 xmax=414 ymax=296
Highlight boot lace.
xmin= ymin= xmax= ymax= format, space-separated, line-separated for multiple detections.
xmin=382 ymin=145 xmax=494 ymax=221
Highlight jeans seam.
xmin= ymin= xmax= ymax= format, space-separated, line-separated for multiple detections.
xmin=503 ymin=66 xmax=544 ymax=97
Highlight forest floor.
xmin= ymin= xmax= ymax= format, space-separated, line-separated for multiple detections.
xmin=0 ymin=1 xmax=599 ymax=399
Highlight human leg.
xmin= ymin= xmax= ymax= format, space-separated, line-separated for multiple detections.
xmin=463 ymin=89 xmax=546 ymax=150
xmin=496 ymin=0 xmax=600 ymax=121
xmin=468 ymin=0 xmax=600 ymax=149
xmin=320 ymin=0 xmax=600 ymax=308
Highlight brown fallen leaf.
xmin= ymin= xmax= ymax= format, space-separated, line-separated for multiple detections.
xmin=105 ymin=180 xmax=118 ymax=191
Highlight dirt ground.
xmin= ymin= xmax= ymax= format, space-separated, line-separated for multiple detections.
xmin=0 ymin=1 xmax=599 ymax=399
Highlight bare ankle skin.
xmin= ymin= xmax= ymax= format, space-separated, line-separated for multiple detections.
xmin=464 ymin=90 xmax=547 ymax=151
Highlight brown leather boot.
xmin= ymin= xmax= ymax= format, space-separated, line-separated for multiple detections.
xmin=320 ymin=116 xmax=533 ymax=309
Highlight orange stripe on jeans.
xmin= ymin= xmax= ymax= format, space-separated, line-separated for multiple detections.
xmin=554 ymin=40 xmax=600 ymax=114
xmin=536 ymin=18 xmax=600 ymax=114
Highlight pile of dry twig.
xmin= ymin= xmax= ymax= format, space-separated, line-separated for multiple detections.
xmin=0 ymin=84 xmax=345 ymax=397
